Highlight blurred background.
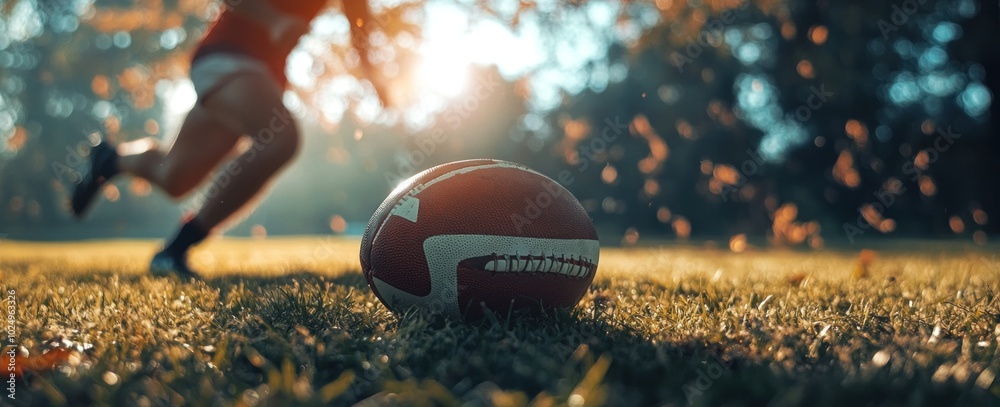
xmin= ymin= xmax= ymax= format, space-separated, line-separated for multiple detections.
xmin=0 ymin=0 xmax=996 ymax=248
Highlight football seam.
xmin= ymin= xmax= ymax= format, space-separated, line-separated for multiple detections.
xmin=478 ymin=253 xmax=596 ymax=277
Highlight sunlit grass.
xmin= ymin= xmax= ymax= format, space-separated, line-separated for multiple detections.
xmin=2 ymin=238 xmax=999 ymax=406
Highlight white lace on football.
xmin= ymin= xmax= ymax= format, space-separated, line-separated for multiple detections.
xmin=483 ymin=254 xmax=596 ymax=277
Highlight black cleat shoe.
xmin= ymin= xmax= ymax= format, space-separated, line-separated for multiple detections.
xmin=70 ymin=142 xmax=118 ymax=219
xmin=150 ymin=251 xmax=202 ymax=281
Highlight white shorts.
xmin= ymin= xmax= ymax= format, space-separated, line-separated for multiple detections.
xmin=189 ymin=53 xmax=272 ymax=100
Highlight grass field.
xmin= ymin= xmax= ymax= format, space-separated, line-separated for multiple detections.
xmin=2 ymin=237 xmax=999 ymax=406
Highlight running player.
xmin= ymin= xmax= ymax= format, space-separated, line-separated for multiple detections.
xmin=71 ymin=0 xmax=387 ymax=279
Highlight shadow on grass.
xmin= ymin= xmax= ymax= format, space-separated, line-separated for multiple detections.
xmin=28 ymin=269 xmax=994 ymax=406
xmin=190 ymin=271 xmax=788 ymax=406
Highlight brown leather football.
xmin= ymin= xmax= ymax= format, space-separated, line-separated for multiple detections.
xmin=360 ymin=159 xmax=600 ymax=320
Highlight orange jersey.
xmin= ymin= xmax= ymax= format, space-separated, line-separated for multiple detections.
xmin=193 ymin=0 xmax=328 ymax=86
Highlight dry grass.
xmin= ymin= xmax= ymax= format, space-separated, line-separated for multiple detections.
xmin=1 ymin=237 xmax=999 ymax=406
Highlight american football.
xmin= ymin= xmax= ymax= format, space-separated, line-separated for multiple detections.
xmin=360 ymin=159 xmax=599 ymax=319
xmin=5 ymin=0 xmax=998 ymax=405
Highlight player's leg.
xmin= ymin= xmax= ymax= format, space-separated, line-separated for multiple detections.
xmin=191 ymin=71 xmax=299 ymax=230
xmin=117 ymin=106 xmax=243 ymax=198
xmin=150 ymin=70 xmax=299 ymax=278
xmin=69 ymin=103 xmax=242 ymax=218
xmin=69 ymin=140 xmax=120 ymax=218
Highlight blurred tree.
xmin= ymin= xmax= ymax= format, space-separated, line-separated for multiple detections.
xmin=531 ymin=0 xmax=997 ymax=246
xmin=0 ymin=0 xmax=995 ymax=245
xmin=0 ymin=0 xmax=209 ymax=236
